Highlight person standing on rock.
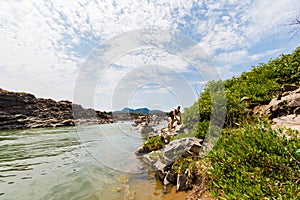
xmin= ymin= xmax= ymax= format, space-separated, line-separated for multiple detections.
xmin=168 ymin=106 xmax=181 ymax=131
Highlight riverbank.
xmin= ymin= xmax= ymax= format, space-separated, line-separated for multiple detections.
xmin=177 ymin=48 xmax=300 ymax=199
xmin=135 ymin=85 xmax=300 ymax=199
xmin=0 ymin=88 xmax=167 ymax=130
xmin=138 ymin=48 xmax=300 ymax=199
xmin=0 ymin=88 xmax=115 ymax=130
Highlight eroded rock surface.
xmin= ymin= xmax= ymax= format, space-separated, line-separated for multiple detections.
xmin=0 ymin=88 xmax=114 ymax=130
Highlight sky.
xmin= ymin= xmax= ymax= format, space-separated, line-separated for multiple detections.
xmin=0 ymin=0 xmax=299 ymax=111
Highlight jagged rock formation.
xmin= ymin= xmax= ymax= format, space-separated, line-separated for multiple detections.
xmin=253 ymin=84 xmax=300 ymax=131
xmin=141 ymin=137 xmax=202 ymax=191
xmin=142 ymin=137 xmax=202 ymax=169
xmin=0 ymin=88 xmax=114 ymax=130
xmin=135 ymin=120 xmax=203 ymax=191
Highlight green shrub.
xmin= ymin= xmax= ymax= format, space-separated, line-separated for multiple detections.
xmin=143 ymin=136 xmax=165 ymax=152
xmin=183 ymin=47 xmax=300 ymax=137
xmin=191 ymin=121 xmax=209 ymax=139
xmin=208 ymin=121 xmax=300 ymax=199
xmin=178 ymin=47 xmax=300 ymax=198
xmin=172 ymin=156 xmax=198 ymax=188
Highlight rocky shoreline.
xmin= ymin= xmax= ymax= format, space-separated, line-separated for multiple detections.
xmin=133 ymin=84 xmax=300 ymax=195
xmin=134 ymin=120 xmax=202 ymax=192
xmin=0 ymin=88 xmax=167 ymax=130
xmin=2 ymin=84 xmax=299 ymax=195
xmin=0 ymin=88 xmax=114 ymax=130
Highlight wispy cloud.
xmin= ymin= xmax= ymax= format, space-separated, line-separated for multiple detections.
xmin=0 ymin=0 xmax=299 ymax=110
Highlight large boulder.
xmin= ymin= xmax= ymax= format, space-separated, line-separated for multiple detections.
xmin=141 ymin=138 xmax=202 ymax=170
xmin=287 ymin=94 xmax=300 ymax=107
xmin=271 ymin=114 xmax=300 ymax=132
xmin=163 ymin=138 xmax=197 ymax=163
xmin=262 ymin=87 xmax=300 ymax=119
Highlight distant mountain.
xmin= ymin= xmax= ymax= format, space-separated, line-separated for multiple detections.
xmin=114 ymin=107 xmax=163 ymax=114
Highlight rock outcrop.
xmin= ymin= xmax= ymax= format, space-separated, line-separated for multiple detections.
xmin=253 ymin=84 xmax=300 ymax=132
xmin=0 ymin=88 xmax=114 ymax=130
xmin=141 ymin=137 xmax=202 ymax=191
xmin=113 ymin=112 xmax=165 ymax=124
xmin=142 ymin=138 xmax=202 ymax=169
xmin=271 ymin=115 xmax=300 ymax=132
xmin=135 ymin=118 xmax=203 ymax=191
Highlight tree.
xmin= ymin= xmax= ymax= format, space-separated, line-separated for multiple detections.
xmin=289 ymin=16 xmax=300 ymax=37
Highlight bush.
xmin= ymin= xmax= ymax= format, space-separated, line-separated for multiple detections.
xmin=143 ymin=136 xmax=165 ymax=152
xmin=191 ymin=121 xmax=209 ymax=139
xmin=183 ymin=47 xmax=300 ymax=137
xmin=208 ymin=121 xmax=300 ymax=199
xmin=171 ymin=156 xmax=198 ymax=188
xmin=178 ymin=47 xmax=300 ymax=199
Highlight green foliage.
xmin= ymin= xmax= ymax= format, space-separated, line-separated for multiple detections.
xmin=183 ymin=80 xmax=226 ymax=135
xmin=208 ymin=122 xmax=300 ymax=199
xmin=183 ymin=47 xmax=300 ymax=132
xmin=224 ymin=47 xmax=300 ymax=125
xmin=191 ymin=121 xmax=209 ymax=139
xmin=172 ymin=156 xmax=198 ymax=187
xmin=179 ymin=47 xmax=300 ymax=198
xmin=143 ymin=136 xmax=164 ymax=152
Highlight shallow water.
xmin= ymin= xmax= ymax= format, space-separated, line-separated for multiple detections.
xmin=0 ymin=122 xmax=188 ymax=200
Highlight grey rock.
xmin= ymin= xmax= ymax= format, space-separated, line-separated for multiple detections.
xmin=139 ymin=125 xmax=154 ymax=133
xmin=163 ymin=138 xmax=196 ymax=163
xmin=141 ymin=138 xmax=201 ymax=170
xmin=263 ymin=87 xmax=300 ymax=119
xmin=0 ymin=88 xmax=114 ymax=130
xmin=288 ymin=94 xmax=300 ymax=107
xmin=135 ymin=146 xmax=150 ymax=155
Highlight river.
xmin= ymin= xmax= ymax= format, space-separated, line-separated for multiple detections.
xmin=0 ymin=122 xmax=189 ymax=200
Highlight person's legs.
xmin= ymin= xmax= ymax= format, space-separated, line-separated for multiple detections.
xmin=168 ymin=117 xmax=174 ymax=131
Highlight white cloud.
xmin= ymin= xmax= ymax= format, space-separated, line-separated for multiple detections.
xmin=216 ymin=50 xmax=249 ymax=64
xmin=213 ymin=47 xmax=284 ymax=78
xmin=215 ymin=48 xmax=283 ymax=67
xmin=0 ymin=0 xmax=299 ymax=110
xmin=189 ymin=0 xmax=299 ymax=54
xmin=241 ymin=0 xmax=298 ymax=41
xmin=250 ymin=48 xmax=283 ymax=61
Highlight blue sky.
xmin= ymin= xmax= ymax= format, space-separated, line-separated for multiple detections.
xmin=0 ymin=0 xmax=299 ymax=111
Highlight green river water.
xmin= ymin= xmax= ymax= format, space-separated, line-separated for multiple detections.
xmin=0 ymin=122 xmax=189 ymax=200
